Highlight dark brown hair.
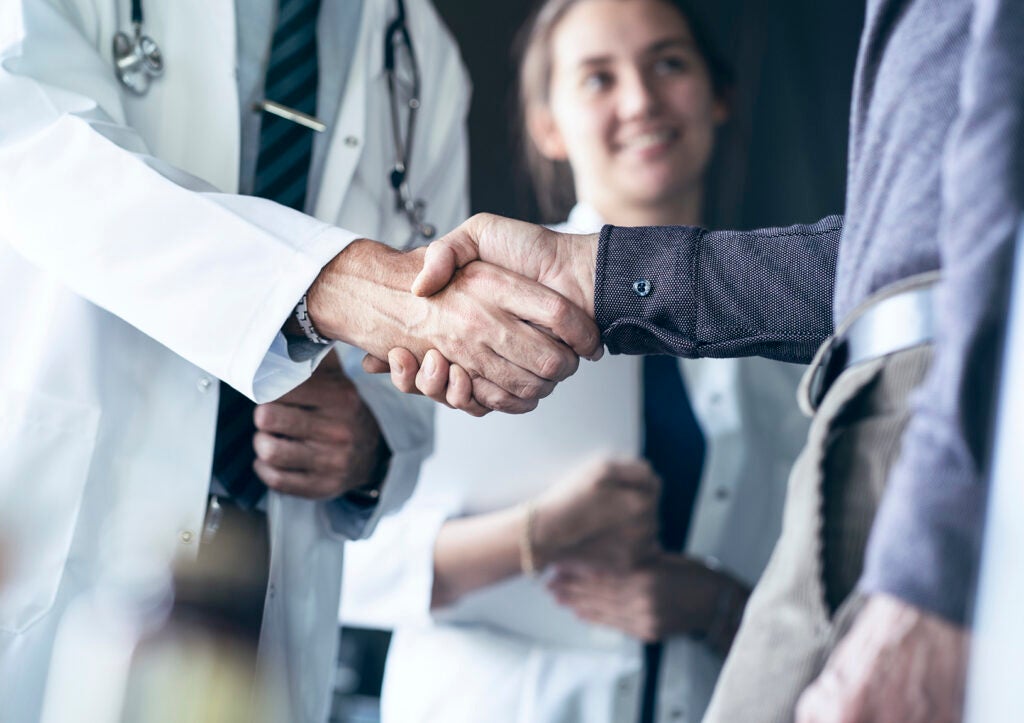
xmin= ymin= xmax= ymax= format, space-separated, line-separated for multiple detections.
xmin=514 ymin=0 xmax=734 ymax=222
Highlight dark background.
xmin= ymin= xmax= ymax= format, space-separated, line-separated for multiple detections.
xmin=431 ymin=0 xmax=865 ymax=229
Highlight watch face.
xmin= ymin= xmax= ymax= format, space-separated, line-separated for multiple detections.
xmin=343 ymin=488 xmax=381 ymax=509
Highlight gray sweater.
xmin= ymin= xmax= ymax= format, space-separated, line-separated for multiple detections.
xmin=595 ymin=0 xmax=1024 ymax=624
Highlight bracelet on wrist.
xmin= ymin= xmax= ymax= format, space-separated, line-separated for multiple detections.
xmin=342 ymin=438 xmax=391 ymax=508
xmin=294 ymin=293 xmax=332 ymax=345
xmin=519 ymin=501 xmax=540 ymax=577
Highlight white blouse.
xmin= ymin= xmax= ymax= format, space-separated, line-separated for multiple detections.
xmin=341 ymin=204 xmax=809 ymax=723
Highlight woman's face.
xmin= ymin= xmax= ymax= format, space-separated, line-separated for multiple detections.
xmin=534 ymin=0 xmax=727 ymax=211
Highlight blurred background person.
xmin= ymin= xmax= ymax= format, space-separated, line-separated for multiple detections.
xmin=340 ymin=1 xmax=808 ymax=721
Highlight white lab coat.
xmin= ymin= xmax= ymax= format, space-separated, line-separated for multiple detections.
xmin=341 ymin=204 xmax=810 ymax=723
xmin=0 ymin=0 xmax=468 ymax=721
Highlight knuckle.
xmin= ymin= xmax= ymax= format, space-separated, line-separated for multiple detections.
xmin=417 ymin=372 xmax=446 ymax=399
xmin=255 ymin=436 xmax=284 ymax=465
xmin=511 ymin=377 xmax=548 ymax=401
xmin=252 ymin=432 xmax=270 ymax=457
xmin=326 ymin=447 xmax=352 ymax=474
xmin=477 ymin=385 xmax=510 ymax=411
xmin=254 ymin=404 xmax=289 ymax=433
xmin=535 ymin=349 xmax=573 ymax=381
xmin=460 ymin=261 xmax=487 ymax=282
xmin=535 ymin=379 xmax=557 ymax=399
xmin=488 ymin=324 xmax=513 ymax=354
xmin=470 ymin=211 xmax=497 ymax=233
xmin=262 ymin=445 xmax=284 ymax=466
xmin=543 ymin=293 xmax=572 ymax=326
xmin=493 ymin=393 xmax=537 ymax=414
xmin=252 ymin=404 xmax=272 ymax=430
xmin=257 ymin=464 xmax=283 ymax=489
xmin=324 ymin=423 xmax=355 ymax=445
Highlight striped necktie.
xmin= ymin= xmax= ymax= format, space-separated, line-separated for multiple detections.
xmin=638 ymin=354 xmax=707 ymax=723
xmin=211 ymin=0 xmax=323 ymax=507
xmin=253 ymin=0 xmax=323 ymax=209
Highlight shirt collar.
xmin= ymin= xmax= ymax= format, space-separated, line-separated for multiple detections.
xmin=564 ymin=202 xmax=606 ymax=234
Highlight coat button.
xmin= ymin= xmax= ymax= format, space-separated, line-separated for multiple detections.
xmin=197 ymin=377 xmax=212 ymax=392
xmin=633 ymin=279 xmax=652 ymax=297
xmin=344 ymin=135 xmax=359 ymax=147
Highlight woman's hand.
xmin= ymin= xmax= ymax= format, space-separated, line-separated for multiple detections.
xmin=548 ymin=554 xmax=749 ymax=653
xmin=530 ymin=458 xmax=661 ymax=573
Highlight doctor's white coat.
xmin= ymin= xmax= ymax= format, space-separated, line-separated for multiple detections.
xmin=0 ymin=1 xmax=468 ymax=721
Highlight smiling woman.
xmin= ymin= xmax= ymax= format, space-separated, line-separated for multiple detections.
xmin=519 ymin=0 xmax=733 ymax=225
xmin=339 ymin=2 xmax=810 ymax=723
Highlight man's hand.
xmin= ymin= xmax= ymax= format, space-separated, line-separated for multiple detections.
xmin=359 ymin=213 xmax=603 ymax=414
xmin=548 ymin=554 xmax=749 ymax=651
xmin=530 ymin=458 xmax=661 ymax=573
xmin=307 ymin=239 xmax=600 ymax=413
xmin=252 ymin=351 xmax=385 ymax=500
xmin=795 ymin=594 xmax=969 ymax=723
xmin=411 ymin=213 xmax=600 ymax=316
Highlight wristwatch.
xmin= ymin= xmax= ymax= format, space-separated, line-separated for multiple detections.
xmin=342 ymin=438 xmax=392 ymax=509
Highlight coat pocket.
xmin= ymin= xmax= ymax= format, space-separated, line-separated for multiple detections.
xmin=0 ymin=387 xmax=99 ymax=633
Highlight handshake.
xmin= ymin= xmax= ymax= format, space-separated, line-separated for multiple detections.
xmin=307 ymin=213 xmax=604 ymax=415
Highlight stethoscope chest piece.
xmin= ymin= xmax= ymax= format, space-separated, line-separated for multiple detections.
xmin=113 ymin=23 xmax=164 ymax=95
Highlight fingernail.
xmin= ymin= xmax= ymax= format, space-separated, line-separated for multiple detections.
xmin=423 ymin=354 xmax=435 ymax=376
xmin=393 ymin=357 xmax=404 ymax=376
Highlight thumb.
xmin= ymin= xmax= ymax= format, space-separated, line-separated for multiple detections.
xmin=412 ymin=224 xmax=485 ymax=296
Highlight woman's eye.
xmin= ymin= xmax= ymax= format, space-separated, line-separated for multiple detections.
xmin=582 ymin=71 xmax=613 ymax=92
xmin=654 ymin=55 xmax=689 ymax=75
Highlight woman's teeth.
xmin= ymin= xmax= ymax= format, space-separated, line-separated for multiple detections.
xmin=621 ymin=130 xmax=676 ymax=151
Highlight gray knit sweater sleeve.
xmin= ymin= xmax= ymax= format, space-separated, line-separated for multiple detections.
xmin=595 ymin=216 xmax=843 ymax=364
xmin=861 ymin=0 xmax=1024 ymax=624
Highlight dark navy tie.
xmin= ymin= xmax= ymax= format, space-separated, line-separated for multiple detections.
xmin=252 ymin=0 xmax=323 ymax=209
xmin=639 ymin=354 xmax=707 ymax=723
xmin=212 ymin=0 xmax=322 ymax=507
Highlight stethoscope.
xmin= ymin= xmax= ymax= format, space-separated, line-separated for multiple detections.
xmin=385 ymin=0 xmax=435 ymax=241
xmin=112 ymin=0 xmax=436 ymax=242
xmin=112 ymin=0 xmax=163 ymax=96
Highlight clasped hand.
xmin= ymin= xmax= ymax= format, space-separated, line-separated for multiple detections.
xmin=252 ymin=351 xmax=384 ymax=499
xmin=357 ymin=213 xmax=601 ymax=415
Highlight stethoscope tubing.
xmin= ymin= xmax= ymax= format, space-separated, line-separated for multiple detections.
xmin=115 ymin=0 xmax=434 ymax=240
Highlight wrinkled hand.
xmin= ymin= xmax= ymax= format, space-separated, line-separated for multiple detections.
xmin=252 ymin=351 xmax=385 ymax=500
xmin=548 ymin=555 xmax=748 ymax=648
xmin=310 ymin=240 xmax=600 ymax=414
xmin=361 ymin=214 xmax=603 ymax=414
xmin=796 ymin=594 xmax=969 ymax=723
xmin=412 ymin=213 xmax=599 ymax=314
xmin=529 ymin=458 xmax=660 ymax=573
